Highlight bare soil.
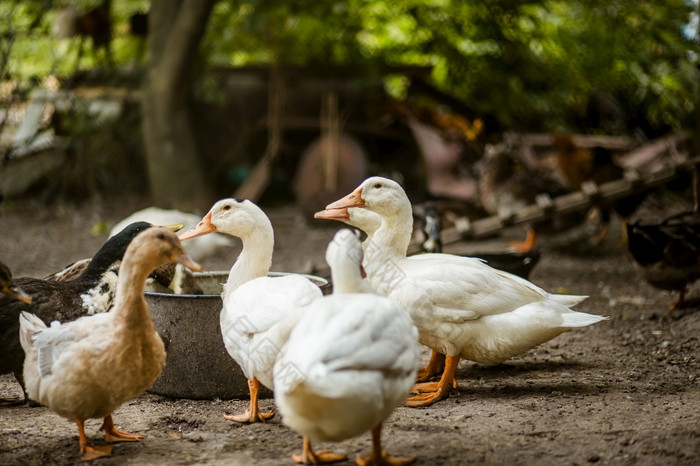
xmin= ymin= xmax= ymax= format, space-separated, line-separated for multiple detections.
xmin=0 ymin=196 xmax=698 ymax=465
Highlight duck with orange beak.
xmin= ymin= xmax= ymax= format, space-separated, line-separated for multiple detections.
xmin=315 ymin=176 xmax=606 ymax=407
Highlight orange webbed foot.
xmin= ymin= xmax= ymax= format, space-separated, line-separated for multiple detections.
xmin=414 ymin=350 xmax=445 ymax=383
xmin=226 ymin=378 xmax=275 ymax=423
xmin=104 ymin=428 xmax=145 ymax=443
xmin=356 ymin=451 xmax=416 ymax=466
xmin=100 ymin=415 xmax=144 ymax=443
xmin=669 ymin=287 xmax=687 ymax=311
xmin=405 ymin=389 xmax=451 ymax=407
xmin=292 ymin=449 xmax=348 ymax=464
xmin=410 ymin=381 xmax=440 ymax=394
xmin=410 ymin=378 xmax=457 ymax=394
xmin=406 ymin=356 xmax=459 ymax=407
xmin=81 ymin=443 xmax=114 ymax=461
xmin=293 ymin=437 xmax=347 ymax=464
xmin=223 ymin=408 xmax=275 ymax=424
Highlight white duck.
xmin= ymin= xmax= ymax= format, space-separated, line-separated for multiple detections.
xmin=111 ymin=206 xmax=235 ymax=262
xmin=316 ymin=206 xmax=449 ymax=384
xmin=19 ymin=228 xmax=201 ymax=461
xmin=178 ymin=199 xmax=322 ymax=423
xmin=320 ymin=176 xmax=607 ymax=407
xmin=274 ymin=229 xmax=419 ymax=465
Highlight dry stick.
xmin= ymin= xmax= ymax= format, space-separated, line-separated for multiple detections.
xmin=233 ymin=64 xmax=284 ymax=201
xmin=321 ymin=91 xmax=340 ymax=193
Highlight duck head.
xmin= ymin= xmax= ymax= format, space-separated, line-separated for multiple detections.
xmin=178 ymin=198 xmax=273 ymax=242
xmin=325 ymin=177 xmax=410 ymax=219
xmin=0 ymin=263 xmax=32 ymax=304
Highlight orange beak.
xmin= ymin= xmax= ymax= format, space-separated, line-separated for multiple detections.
xmin=4 ymin=284 xmax=32 ymax=304
xmin=172 ymin=249 xmax=203 ymax=272
xmin=325 ymin=187 xmax=365 ymax=210
xmin=314 ymin=207 xmax=350 ymax=221
xmin=178 ymin=212 xmax=217 ymax=241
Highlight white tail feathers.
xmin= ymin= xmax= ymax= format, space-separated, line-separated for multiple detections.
xmin=18 ymin=311 xmax=46 ymax=353
xmin=551 ymin=294 xmax=589 ymax=307
xmin=560 ymin=310 xmax=608 ymax=328
xmin=549 ymin=294 xmax=606 ymax=328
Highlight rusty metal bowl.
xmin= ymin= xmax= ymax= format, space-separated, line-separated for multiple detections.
xmin=145 ymin=271 xmax=330 ymax=400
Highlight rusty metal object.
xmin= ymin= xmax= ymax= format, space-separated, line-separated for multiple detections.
xmin=145 ymin=271 xmax=329 ymax=400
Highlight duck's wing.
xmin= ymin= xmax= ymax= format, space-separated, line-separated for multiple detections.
xmin=45 ymin=259 xmax=92 ymax=282
xmin=221 ymin=275 xmax=321 ymax=383
xmin=324 ymin=307 xmax=418 ymax=378
xmin=398 ymin=254 xmax=559 ymax=320
xmin=7 ymin=277 xmax=86 ymax=322
xmin=281 ymin=296 xmax=418 ymax=394
xmin=29 ymin=313 xmax=108 ymax=378
xmin=222 ymin=275 xmax=320 ymax=336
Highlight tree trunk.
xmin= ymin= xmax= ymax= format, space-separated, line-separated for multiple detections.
xmin=141 ymin=0 xmax=215 ymax=211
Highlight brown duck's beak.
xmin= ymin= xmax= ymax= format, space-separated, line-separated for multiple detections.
xmin=4 ymin=284 xmax=32 ymax=304
xmin=160 ymin=223 xmax=186 ymax=233
xmin=314 ymin=207 xmax=350 ymax=221
xmin=325 ymin=187 xmax=365 ymax=210
xmin=178 ymin=212 xmax=216 ymax=240
xmin=172 ymin=249 xmax=203 ymax=273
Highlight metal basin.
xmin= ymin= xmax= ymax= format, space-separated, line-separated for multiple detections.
xmin=145 ymin=271 xmax=330 ymax=400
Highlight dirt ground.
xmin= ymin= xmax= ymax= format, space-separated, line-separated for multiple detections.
xmin=0 ymin=195 xmax=698 ymax=465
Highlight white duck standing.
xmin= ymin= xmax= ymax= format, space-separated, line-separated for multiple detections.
xmin=274 ymin=229 xmax=419 ymax=465
xmin=319 ymin=176 xmax=607 ymax=407
xmin=19 ymin=228 xmax=201 ymax=461
xmin=316 ymin=205 xmax=449 ymax=383
xmin=179 ymin=199 xmax=322 ymax=423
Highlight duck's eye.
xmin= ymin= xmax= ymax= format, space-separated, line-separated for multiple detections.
xmin=223 ymin=204 xmax=232 ymax=211
xmin=374 ymin=183 xmax=382 ymax=189
xmin=157 ymin=233 xmax=165 ymax=240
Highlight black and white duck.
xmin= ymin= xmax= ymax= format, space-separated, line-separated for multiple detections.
xmin=0 ymin=221 xmax=183 ymax=404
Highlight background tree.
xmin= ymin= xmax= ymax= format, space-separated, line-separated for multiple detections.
xmin=141 ymin=0 xmax=215 ymax=210
xmin=1 ymin=0 xmax=698 ymax=203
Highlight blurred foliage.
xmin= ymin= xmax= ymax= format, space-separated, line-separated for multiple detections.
xmin=2 ymin=0 xmax=699 ymax=135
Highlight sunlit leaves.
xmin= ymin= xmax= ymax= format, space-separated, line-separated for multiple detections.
xmin=4 ymin=0 xmax=699 ymax=134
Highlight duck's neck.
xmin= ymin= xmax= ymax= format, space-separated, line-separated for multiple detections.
xmin=332 ymin=262 xmax=371 ymax=294
xmin=365 ymin=204 xmax=413 ymax=262
xmin=223 ymin=224 xmax=274 ymax=298
xmin=111 ymin=256 xmax=154 ymax=333
xmin=362 ymin=206 xmax=413 ymax=295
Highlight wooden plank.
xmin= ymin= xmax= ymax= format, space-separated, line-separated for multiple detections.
xmin=436 ymin=155 xmax=700 ymax=243
xmin=504 ymin=132 xmax=637 ymax=150
xmin=617 ymin=132 xmax=689 ymax=172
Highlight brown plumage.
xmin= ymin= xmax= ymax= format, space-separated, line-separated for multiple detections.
xmin=478 ymin=143 xmax=573 ymax=251
xmin=18 ymin=228 xmax=201 ymax=461
xmin=0 ymin=222 xmax=184 ymax=404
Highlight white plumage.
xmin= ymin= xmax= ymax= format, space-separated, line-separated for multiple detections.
xmin=274 ymin=229 xmax=419 ymax=464
xmin=323 ymin=176 xmax=608 ymax=406
xmin=178 ymin=198 xmax=322 ymax=424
